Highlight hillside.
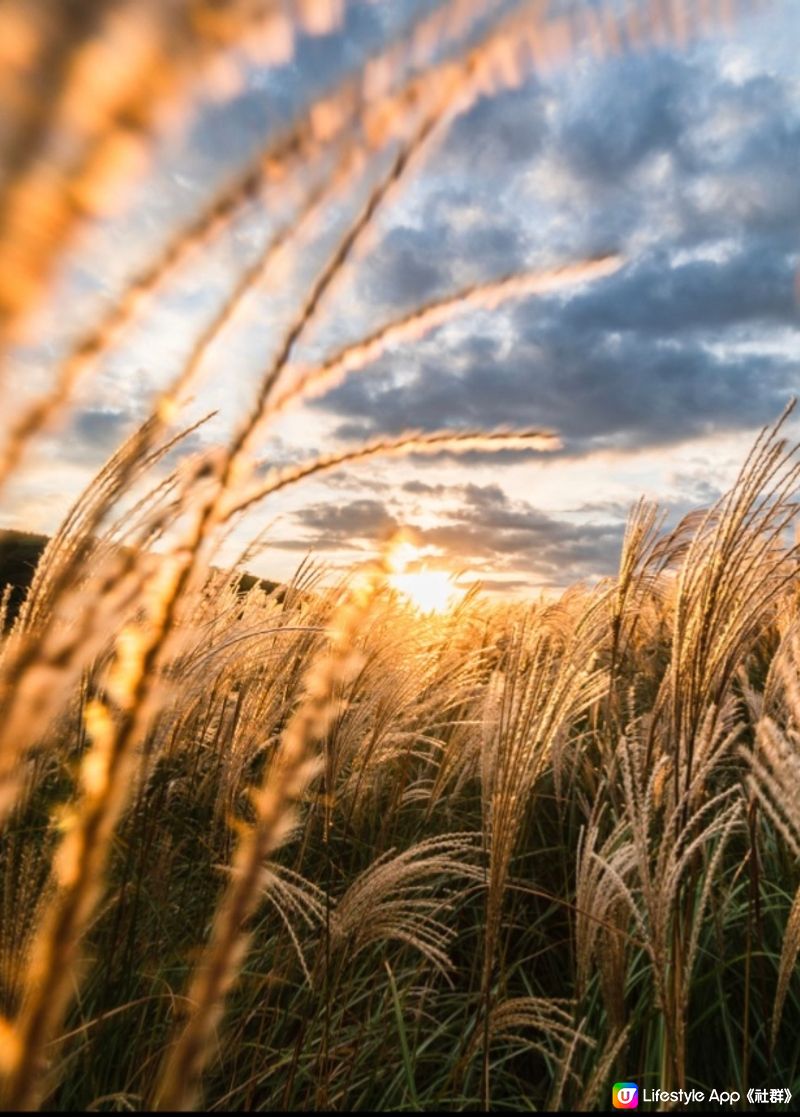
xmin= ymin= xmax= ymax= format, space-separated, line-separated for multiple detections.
xmin=0 ymin=529 xmax=279 ymax=628
xmin=0 ymin=529 xmax=48 ymax=626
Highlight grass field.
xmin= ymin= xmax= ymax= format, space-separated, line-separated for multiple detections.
xmin=0 ymin=1 xmax=798 ymax=1111
xmin=1 ymin=415 xmax=800 ymax=1110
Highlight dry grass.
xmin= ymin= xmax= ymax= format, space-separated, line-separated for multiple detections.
xmin=0 ymin=1 xmax=798 ymax=1111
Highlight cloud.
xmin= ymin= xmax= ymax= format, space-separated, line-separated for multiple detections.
xmin=72 ymin=408 xmax=131 ymax=446
xmin=309 ymin=31 xmax=800 ymax=461
xmin=354 ymin=213 xmax=527 ymax=313
xmin=401 ymin=479 xmax=450 ymax=496
xmin=441 ymin=85 xmax=547 ymax=170
xmin=17 ymin=2 xmax=798 ymax=594
xmin=547 ymin=242 xmax=798 ymax=338
xmin=64 ymin=408 xmax=135 ymax=464
xmin=316 ymin=317 xmax=796 ymax=457
xmin=271 ymin=497 xmax=400 ymax=551
xmin=358 ymin=225 xmax=451 ymax=307
xmin=64 ymin=404 xmax=209 ymax=470
xmin=421 ymin=482 xmax=625 ymax=585
xmin=555 ymin=51 xmax=689 ymax=187
xmin=282 ymin=484 xmax=626 ymax=589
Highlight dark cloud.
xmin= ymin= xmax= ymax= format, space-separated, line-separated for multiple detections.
xmin=311 ymin=30 xmax=800 ymax=461
xmin=70 ymin=409 xmax=133 ymax=454
xmin=402 ymin=479 xmax=450 ymax=496
xmin=316 ymin=320 xmax=795 ymax=457
xmin=317 ymin=470 xmax=392 ymax=492
xmin=441 ymin=85 xmax=547 ymax=169
xmin=49 ymin=4 xmax=799 ymax=591
xmin=284 ymin=485 xmax=626 ymax=588
xmin=436 ymin=484 xmax=626 ymax=586
xmin=66 ymin=404 xmax=207 ymax=469
xmin=665 ymin=473 xmax=721 ymax=508
xmin=359 ymin=225 xmax=451 ymax=307
xmin=277 ymin=497 xmax=400 ymax=551
xmin=355 ymin=214 xmax=527 ymax=313
xmin=543 ymin=243 xmax=799 ymax=339
xmin=422 ymin=512 xmax=623 ymax=585
xmin=537 ymin=49 xmax=800 ymax=249
xmin=556 ymin=52 xmax=689 ymax=186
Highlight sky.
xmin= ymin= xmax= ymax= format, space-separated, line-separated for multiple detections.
xmin=2 ymin=0 xmax=799 ymax=596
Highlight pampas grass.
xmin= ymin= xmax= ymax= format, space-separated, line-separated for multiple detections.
xmin=0 ymin=1 xmax=797 ymax=1112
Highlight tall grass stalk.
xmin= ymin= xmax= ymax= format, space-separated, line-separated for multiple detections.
xmin=0 ymin=2 xmax=794 ymax=1113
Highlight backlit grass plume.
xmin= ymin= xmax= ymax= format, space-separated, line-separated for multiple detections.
xmin=0 ymin=2 xmax=795 ymax=1113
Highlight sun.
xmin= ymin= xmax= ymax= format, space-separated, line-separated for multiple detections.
xmin=386 ymin=537 xmax=462 ymax=614
xmin=389 ymin=568 xmax=460 ymax=614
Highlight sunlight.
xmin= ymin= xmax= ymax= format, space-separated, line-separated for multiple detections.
xmin=387 ymin=536 xmax=462 ymax=614
xmin=389 ymin=568 xmax=461 ymax=614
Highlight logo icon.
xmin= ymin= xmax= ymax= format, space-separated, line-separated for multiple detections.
xmin=613 ymin=1082 xmax=639 ymax=1109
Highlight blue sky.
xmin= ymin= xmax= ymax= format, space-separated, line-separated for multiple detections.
xmin=3 ymin=0 xmax=799 ymax=594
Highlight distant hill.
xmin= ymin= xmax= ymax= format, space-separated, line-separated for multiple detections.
xmin=0 ymin=529 xmax=48 ymax=626
xmin=0 ymin=529 xmax=280 ymax=629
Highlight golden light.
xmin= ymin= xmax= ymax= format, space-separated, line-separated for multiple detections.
xmin=386 ymin=537 xmax=420 ymax=575
xmin=386 ymin=536 xmax=463 ymax=614
xmin=389 ymin=568 xmax=461 ymax=614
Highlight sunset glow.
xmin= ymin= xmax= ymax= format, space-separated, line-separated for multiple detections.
xmin=0 ymin=2 xmax=797 ymax=1110
xmin=389 ymin=567 xmax=461 ymax=614
xmin=386 ymin=537 xmax=462 ymax=613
